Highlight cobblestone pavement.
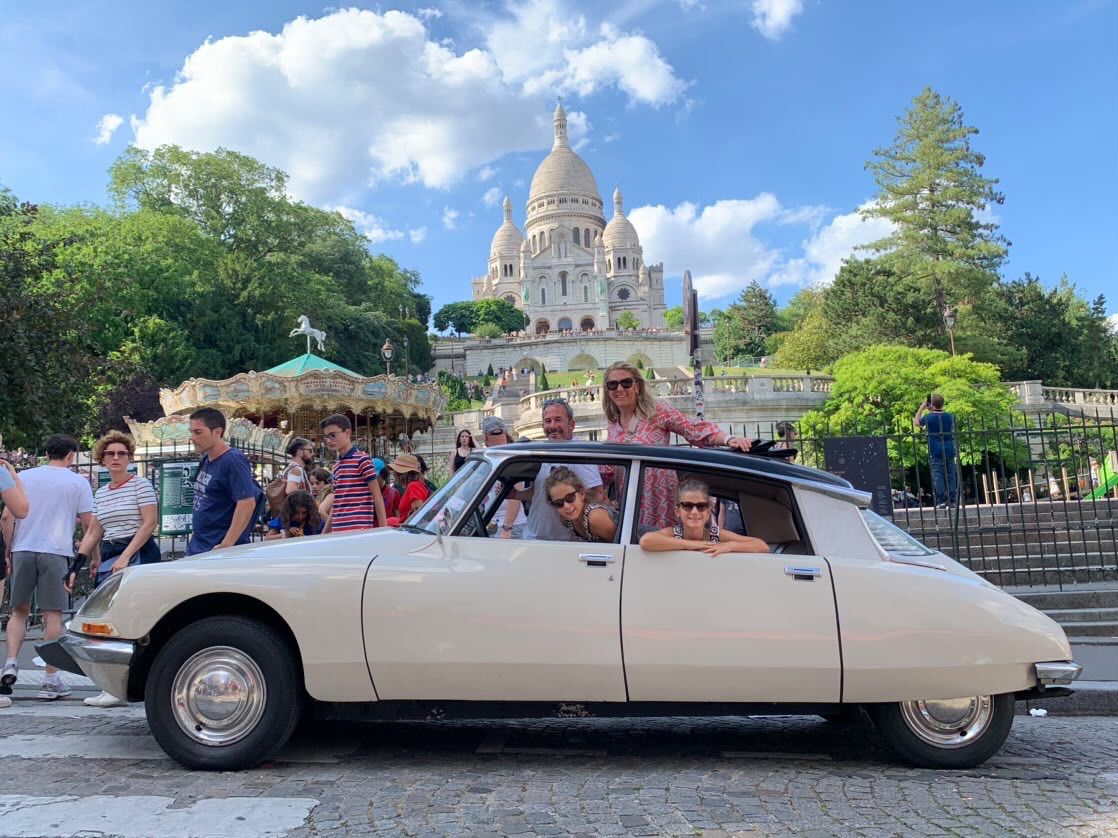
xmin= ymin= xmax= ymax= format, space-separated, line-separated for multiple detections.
xmin=0 ymin=699 xmax=1116 ymax=837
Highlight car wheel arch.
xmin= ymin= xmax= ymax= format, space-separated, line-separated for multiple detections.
xmin=127 ymin=592 xmax=305 ymax=702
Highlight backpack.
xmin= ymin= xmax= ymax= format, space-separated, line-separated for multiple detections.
xmin=265 ymin=464 xmax=309 ymax=514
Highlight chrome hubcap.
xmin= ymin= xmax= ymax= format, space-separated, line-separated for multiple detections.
xmin=899 ymin=695 xmax=993 ymax=748
xmin=171 ymin=646 xmax=266 ymax=747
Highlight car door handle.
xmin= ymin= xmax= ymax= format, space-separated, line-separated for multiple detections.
xmin=579 ymin=553 xmax=615 ymax=566
xmin=785 ymin=566 xmax=822 ymax=581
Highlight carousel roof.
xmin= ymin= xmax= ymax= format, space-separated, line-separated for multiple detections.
xmin=265 ymin=353 xmax=361 ymax=378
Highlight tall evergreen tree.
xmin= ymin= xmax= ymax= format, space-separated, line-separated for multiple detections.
xmin=862 ymin=88 xmax=1008 ymax=348
xmin=713 ymin=280 xmax=777 ymax=360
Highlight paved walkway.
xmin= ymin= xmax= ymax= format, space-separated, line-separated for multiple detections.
xmin=1 ymin=695 xmax=1116 ymax=837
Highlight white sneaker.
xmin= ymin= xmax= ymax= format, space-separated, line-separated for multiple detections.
xmin=83 ymin=691 xmax=126 ymax=708
xmin=38 ymin=681 xmax=72 ymax=700
xmin=0 ymin=661 xmax=16 ymax=695
xmin=0 ymin=695 xmax=11 ymax=708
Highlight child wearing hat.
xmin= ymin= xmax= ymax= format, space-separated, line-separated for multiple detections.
xmin=389 ymin=453 xmax=430 ymax=522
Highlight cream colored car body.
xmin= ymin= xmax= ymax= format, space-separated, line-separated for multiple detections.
xmin=74 ymin=447 xmax=1072 ymax=707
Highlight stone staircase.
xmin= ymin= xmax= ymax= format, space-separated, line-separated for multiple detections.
xmin=1008 ymin=587 xmax=1118 ymax=681
xmin=893 ymin=500 xmax=1118 ymax=588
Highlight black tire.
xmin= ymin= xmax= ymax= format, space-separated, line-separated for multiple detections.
xmin=870 ymin=692 xmax=1014 ymax=769
xmin=145 ymin=615 xmax=302 ymax=771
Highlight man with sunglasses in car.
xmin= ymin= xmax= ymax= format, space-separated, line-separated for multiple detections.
xmin=517 ymin=399 xmax=606 ymax=542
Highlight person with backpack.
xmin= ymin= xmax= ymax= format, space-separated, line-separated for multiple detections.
xmin=186 ymin=409 xmax=262 ymax=555
xmin=265 ymin=437 xmax=313 ymax=514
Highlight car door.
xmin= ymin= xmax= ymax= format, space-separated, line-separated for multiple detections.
xmin=362 ymin=458 xmax=628 ymax=702
xmin=621 ymin=467 xmax=841 ymax=703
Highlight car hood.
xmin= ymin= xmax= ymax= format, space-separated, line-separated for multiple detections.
xmin=178 ymin=528 xmax=439 ymax=563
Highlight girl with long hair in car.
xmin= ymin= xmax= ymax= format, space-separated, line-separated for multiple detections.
xmin=545 ymin=467 xmax=617 ymax=543
xmin=639 ymin=479 xmax=768 ymax=555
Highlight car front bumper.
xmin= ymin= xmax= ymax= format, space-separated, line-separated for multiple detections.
xmin=36 ymin=632 xmax=135 ymax=700
xmin=1035 ymin=661 xmax=1082 ymax=687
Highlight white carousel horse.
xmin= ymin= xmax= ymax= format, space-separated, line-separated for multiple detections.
xmin=289 ymin=315 xmax=326 ymax=352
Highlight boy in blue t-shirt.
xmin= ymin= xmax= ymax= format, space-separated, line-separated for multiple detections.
xmin=914 ymin=394 xmax=958 ymax=507
xmin=187 ymin=409 xmax=260 ymax=555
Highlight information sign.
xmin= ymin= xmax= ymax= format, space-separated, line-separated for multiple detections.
xmin=157 ymin=461 xmax=198 ymax=535
xmin=823 ymin=437 xmax=894 ymax=517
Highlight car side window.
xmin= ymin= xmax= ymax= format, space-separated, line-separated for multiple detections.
xmin=634 ymin=465 xmax=810 ymax=555
xmin=461 ymin=459 xmax=628 ymax=544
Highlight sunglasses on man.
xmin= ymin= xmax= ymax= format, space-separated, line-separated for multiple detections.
xmin=605 ymin=377 xmax=635 ymax=391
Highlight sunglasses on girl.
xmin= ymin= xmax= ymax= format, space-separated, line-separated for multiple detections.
xmin=678 ymin=501 xmax=710 ymax=512
xmin=606 ymin=377 xmax=635 ymax=391
xmin=548 ymin=490 xmax=580 ymax=508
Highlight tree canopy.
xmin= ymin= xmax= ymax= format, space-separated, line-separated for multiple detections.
xmin=713 ymin=281 xmax=778 ymax=361
xmin=433 ymin=298 xmax=529 ymax=336
xmin=0 ymin=146 xmax=434 ymax=446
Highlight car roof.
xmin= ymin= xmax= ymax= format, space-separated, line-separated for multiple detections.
xmin=477 ymin=441 xmax=853 ymax=490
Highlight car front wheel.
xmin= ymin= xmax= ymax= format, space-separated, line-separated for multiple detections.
xmin=145 ymin=616 xmax=302 ymax=770
xmin=871 ymin=693 xmax=1014 ymax=769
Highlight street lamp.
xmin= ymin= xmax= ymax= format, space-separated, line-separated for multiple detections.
xmin=402 ymin=335 xmax=410 ymax=378
xmin=942 ymin=306 xmax=957 ymax=356
xmin=381 ymin=338 xmax=394 ymax=377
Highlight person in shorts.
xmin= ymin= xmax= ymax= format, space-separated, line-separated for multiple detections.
xmin=0 ymin=459 xmax=30 ymax=709
xmin=3 ymin=435 xmax=94 ymax=701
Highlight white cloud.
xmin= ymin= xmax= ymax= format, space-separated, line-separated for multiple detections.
xmin=476 ymin=165 xmax=498 ymax=182
xmin=603 ymin=132 xmax=620 ymax=143
xmin=417 ymin=7 xmax=442 ymax=20
xmin=751 ymin=0 xmax=804 ymax=40
xmin=1108 ymin=313 xmax=1118 ymax=334
xmin=482 ymin=187 xmax=502 ymax=207
xmin=331 ymin=205 xmax=404 ymax=244
xmin=767 ymin=203 xmax=894 ymax=288
xmin=128 ymin=5 xmax=686 ymax=203
xmin=442 ymin=206 xmax=460 ymax=229
xmin=409 ymin=226 xmax=428 ymax=244
xmin=93 ymin=113 xmax=123 ymax=145
xmin=629 ymin=196 xmax=893 ymax=302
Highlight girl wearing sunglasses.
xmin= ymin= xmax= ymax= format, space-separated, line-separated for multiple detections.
xmin=639 ymin=479 xmax=769 ymax=556
xmin=600 ymin=361 xmax=752 ymax=531
xmin=544 ymin=467 xmax=617 ymax=543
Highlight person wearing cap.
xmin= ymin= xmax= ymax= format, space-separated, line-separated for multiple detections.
xmin=482 ymin=416 xmax=527 ymax=538
xmin=389 ymin=453 xmax=430 ymax=522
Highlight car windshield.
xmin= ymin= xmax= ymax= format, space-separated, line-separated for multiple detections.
xmin=861 ymin=509 xmax=937 ymax=558
xmin=408 ymin=459 xmax=493 ymax=534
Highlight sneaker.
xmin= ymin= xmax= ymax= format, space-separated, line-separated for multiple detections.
xmin=0 ymin=695 xmax=10 ymax=708
xmin=38 ymin=680 xmax=72 ymax=701
xmin=0 ymin=662 xmax=16 ymax=695
xmin=83 ymin=691 xmax=126 ymax=708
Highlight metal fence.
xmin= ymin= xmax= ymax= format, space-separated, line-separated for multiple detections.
xmin=746 ymin=410 xmax=1118 ymax=590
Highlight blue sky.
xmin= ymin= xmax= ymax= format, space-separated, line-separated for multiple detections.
xmin=2 ymin=0 xmax=1115 ymax=323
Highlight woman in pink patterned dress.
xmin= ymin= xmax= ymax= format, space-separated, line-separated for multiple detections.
xmin=600 ymin=361 xmax=752 ymax=531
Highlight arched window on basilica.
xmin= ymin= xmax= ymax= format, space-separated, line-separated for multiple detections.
xmin=541 ymin=287 xmax=547 ymax=306
xmin=560 ymin=272 xmax=568 ymax=297
xmin=573 ymin=227 xmax=580 ymax=246
xmin=584 ymin=228 xmax=591 ymax=246
xmin=583 ymin=285 xmax=589 ymax=303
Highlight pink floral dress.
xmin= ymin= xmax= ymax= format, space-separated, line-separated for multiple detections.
xmin=603 ymin=403 xmax=722 ymax=531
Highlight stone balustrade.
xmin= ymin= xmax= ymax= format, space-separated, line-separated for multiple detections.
xmin=1005 ymin=380 xmax=1118 ymax=417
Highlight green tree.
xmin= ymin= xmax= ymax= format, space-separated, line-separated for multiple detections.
xmin=773 ymin=310 xmax=835 ymax=371
xmin=663 ymin=305 xmax=684 ymax=330
xmin=433 ymin=301 xmax=478 ymax=336
xmin=474 ymin=322 xmax=503 ymax=339
xmin=486 ymin=363 xmax=495 ymax=376
xmin=473 ymin=298 xmax=529 ymax=334
xmin=862 ymin=87 xmax=1008 ymax=349
xmin=617 ymin=311 xmax=640 ymax=331
xmin=713 ymin=281 xmax=777 ymax=360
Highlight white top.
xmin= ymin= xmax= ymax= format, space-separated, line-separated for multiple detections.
xmin=523 ymin=462 xmax=603 ymax=542
xmin=94 ymin=475 xmax=158 ymax=541
xmin=11 ymin=465 xmax=95 ymax=557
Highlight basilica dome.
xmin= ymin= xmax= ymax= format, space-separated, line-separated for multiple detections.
xmin=527 ymin=102 xmax=603 ymax=207
xmin=602 ymin=186 xmax=640 ymax=249
xmin=489 ymin=195 xmax=525 ymax=257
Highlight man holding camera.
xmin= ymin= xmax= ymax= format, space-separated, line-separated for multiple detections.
xmin=914 ymin=393 xmax=958 ymax=508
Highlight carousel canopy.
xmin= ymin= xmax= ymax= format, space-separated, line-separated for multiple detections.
xmin=264 ymin=353 xmax=361 ymax=378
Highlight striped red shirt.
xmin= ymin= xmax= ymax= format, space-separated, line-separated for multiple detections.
xmin=331 ymin=447 xmax=379 ymax=531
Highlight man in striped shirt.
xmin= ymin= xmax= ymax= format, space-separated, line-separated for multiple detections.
xmin=320 ymin=414 xmax=386 ymax=531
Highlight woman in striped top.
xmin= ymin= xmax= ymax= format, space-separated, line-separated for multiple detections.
xmin=73 ymin=431 xmax=159 ymax=707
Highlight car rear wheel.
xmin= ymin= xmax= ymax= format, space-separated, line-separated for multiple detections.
xmin=871 ymin=692 xmax=1014 ymax=769
xmin=145 ymin=616 xmax=301 ymax=771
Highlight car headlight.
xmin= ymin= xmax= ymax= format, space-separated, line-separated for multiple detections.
xmin=77 ymin=573 xmax=124 ymax=620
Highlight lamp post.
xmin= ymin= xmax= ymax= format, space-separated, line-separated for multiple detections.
xmin=942 ymin=306 xmax=957 ymax=356
xmin=381 ymin=338 xmax=394 ymax=377
xmin=402 ymin=335 xmax=410 ymax=378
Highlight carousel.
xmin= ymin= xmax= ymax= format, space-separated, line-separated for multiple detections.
xmin=126 ymin=316 xmax=446 ymax=461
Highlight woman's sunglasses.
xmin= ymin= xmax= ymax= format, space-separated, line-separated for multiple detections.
xmin=548 ymin=490 xmax=580 ymax=508
xmin=605 ymin=377 xmax=635 ymax=391
xmin=678 ymin=501 xmax=710 ymax=512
